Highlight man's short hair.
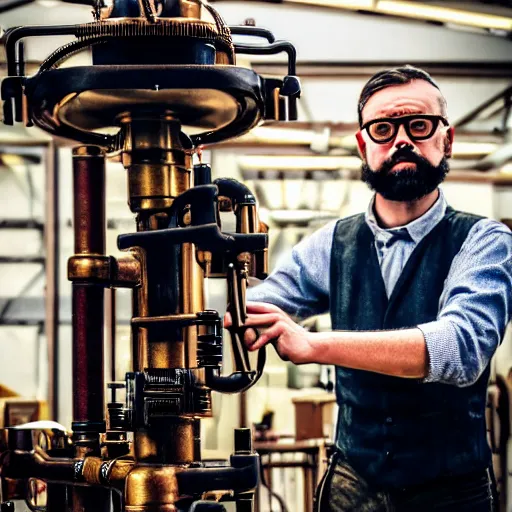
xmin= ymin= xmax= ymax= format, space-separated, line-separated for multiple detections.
xmin=357 ymin=65 xmax=447 ymax=126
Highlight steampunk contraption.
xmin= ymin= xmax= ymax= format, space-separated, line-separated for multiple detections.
xmin=0 ymin=1 xmax=300 ymax=509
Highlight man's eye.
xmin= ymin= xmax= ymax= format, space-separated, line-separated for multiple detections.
xmin=374 ymin=123 xmax=392 ymax=136
xmin=410 ymin=119 xmax=431 ymax=134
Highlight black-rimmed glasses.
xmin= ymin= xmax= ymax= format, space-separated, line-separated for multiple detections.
xmin=361 ymin=115 xmax=449 ymax=144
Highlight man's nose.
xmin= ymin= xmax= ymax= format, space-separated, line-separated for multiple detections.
xmin=393 ymin=123 xmax=414 ymax=149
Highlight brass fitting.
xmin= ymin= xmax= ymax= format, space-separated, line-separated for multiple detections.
xmin=125 ymin=465 xmax=182 ymax=511
xmin=68 ymin=255 xmax=111 ymax=282
xmin=68 ymin=254 xmax=141 ymax=286
xmin=120 ymin=118 xmax=192 ymax=213
xmin=111 ymin=254 xmax=142 ymax=287
xmin=81 ymin=456 xmax=134 ymax=489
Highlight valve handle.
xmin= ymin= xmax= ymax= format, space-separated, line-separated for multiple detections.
xmin=204 ymin=263 xmax=266 ymax=394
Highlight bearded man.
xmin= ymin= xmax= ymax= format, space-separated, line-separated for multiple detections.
xmin=226 ymin=66 xmax=512 ymax=511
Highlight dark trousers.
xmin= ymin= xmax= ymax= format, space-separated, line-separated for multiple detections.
xmin=315 ymin=453 xmax=497 ymax=512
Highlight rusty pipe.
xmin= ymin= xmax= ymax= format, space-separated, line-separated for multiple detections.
xmin=73 ymin=146 xmax=106 ymax=256
xmin=72 ymin=284 xmax=105 ymax=424
xmin=71 ymin=146 xmax=106 ymax=427
xmin=1 ymin=448 xmax=76 ymax=483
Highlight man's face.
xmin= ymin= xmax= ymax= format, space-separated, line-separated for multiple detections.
xmin=356 ymin=80 xmax=454 ymax=201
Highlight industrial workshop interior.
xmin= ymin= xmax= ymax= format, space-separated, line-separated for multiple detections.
xmin=3 ymin=0 xmax=512 ymax=510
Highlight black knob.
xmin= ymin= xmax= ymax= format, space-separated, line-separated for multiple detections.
xmin=194 ymin=164 xmax=212 ymax=186
xmin=281 ymin=75 xmax=301 ymax=98
xmin=234 ymin=428 xmax=252 ymax=454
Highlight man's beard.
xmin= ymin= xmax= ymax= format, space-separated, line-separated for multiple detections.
xmin=361 ymin=148 xmax=449 ymax=202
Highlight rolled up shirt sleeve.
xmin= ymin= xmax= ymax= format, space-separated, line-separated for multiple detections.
xmin=246 ymin=220 xmax=336 ymax=319
xmin=418 ymin=219 xmax=512 ymax=387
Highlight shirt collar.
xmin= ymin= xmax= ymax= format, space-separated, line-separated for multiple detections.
xmin=365 ymin=188 xmax=448 ymax=245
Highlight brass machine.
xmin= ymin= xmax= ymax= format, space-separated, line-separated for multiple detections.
xmin=0 ymin=1 xmax=300 ymax=510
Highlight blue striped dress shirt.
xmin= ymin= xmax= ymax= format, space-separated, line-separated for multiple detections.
xmin=247 ymin=189 xmax=512 ymax=386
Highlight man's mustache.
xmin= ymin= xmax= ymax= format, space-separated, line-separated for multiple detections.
xmin=382 ymin=148 xmax=425 ymax=172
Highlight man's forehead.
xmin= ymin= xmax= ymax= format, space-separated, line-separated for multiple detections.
xmin=361 ymin=80 xmax=444 ymax=123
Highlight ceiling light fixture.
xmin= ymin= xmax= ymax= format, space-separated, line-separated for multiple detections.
xmin=377 ymin=1 xmax=512 ymax=31
xmin=263 ymin=0 xmax=512 ymax=32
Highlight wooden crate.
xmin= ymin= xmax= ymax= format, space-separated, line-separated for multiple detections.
xmin=292 ymin=394 xmax=336 ymax=441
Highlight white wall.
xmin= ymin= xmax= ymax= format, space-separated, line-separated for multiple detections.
xmin=214 ymin=2 xmax=512 ymax=63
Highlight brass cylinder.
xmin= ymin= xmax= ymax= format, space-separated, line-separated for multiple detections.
xmin=134 ymin=421 xmax=199 ymax=464
xmin=148 ymin=339 xmax=184 ymax=369
xmin=121 ymin=118 xmax=191 ymax=213
xmin=125 ymin=465 xmax=181 ymax=511
xmin=181 ymin=243 xmax=205 ymax=368
xmin=122 ymin=120 xmax=196 ymax=372
xmin=127 ymin=163 xmax=190 ymax=212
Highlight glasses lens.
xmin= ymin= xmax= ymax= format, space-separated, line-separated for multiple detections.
xmin=369 ymin=121 xmax=394 ymax=142
xmin=408 ymin=118 xmax=434 ymax=139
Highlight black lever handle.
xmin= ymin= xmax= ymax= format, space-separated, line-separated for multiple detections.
xmin=118 ymin=223 xmax=267 ymax=254
xmin=229 ymin=26 xmax=275 ymax=43
xmin=213 ymin=178 xmax=256 ymax=208
xmin=168 ymin=185 xmax=218 ymax=227
xmin=204 ymin=264 xmax=266 ymax=394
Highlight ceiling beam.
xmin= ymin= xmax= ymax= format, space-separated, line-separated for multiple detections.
xmin=252 ymin=61 xmax=512 ymax=78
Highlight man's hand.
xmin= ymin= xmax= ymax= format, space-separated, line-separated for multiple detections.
xmin=224 ymin=301 xmax=316 ymax=365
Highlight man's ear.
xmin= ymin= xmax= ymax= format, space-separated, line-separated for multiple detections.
xmin=355 ymin=131 xmax=367 ymax=162
xmin=444 ymin=126 xmax=455 ymax=158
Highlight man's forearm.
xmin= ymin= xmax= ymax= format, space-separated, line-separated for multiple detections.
xmin=309 ymin=328 xmax=429 ymax=379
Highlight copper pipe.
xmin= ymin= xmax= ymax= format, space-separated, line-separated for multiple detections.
xmin=73 ymin=146 xmax=106 ymax=256
xmin=72 ymin=284 xmax=105 ymax=423
xmin=1 ymin=448 xmax=76 ymax=482
xmin=71 ymin=146 xmax=106 ymax=425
